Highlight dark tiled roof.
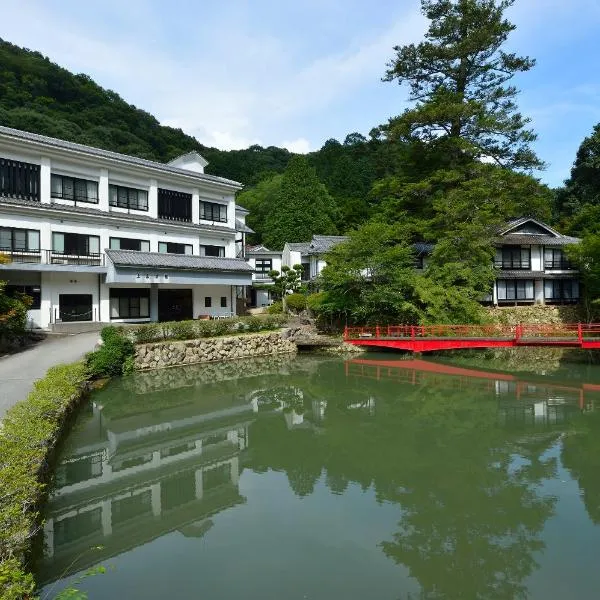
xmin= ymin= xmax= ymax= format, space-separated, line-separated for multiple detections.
xmin=0 ymin=126 xmax=242 ymax=190
xmin=0 ymin=196 xmax=235 ymax=234
xmin=307 ymin=235 xmax=349 ymax=254
xmin=497 ymin=270 xmax=578 ymax=279
xmin=496 ymin=233 xmax=580 ymax=246
xmin=414 ymin=242 xmax=434 ymax=255
xmin=246 ymin=244 xmax=281 ymax=255
xmin=287 ymin=242 xmax=311 ymax=253
xmin=235 ymin=218 xmax=254 ymax=234
xmin=106 ymin=249 xmax=254 ymax=272
xmin=235 ymin=204 xmax=249 ymax=214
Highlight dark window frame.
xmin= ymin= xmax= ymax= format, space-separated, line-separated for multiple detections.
xmin=51 ymin=174 xmax=99 ymax=204
xmin=109 ymin=184 xmax=149 ymax=211
xmin=158 ymin=242 xmax=193 ymax=255
xmin=544 ymin=279 xmax=580 ymax=301
xmin=109 ymin=288 xmax=150 ymax=319
xmin=255 ymin=258 xmax=273 ymax=273
xmin=497 ymin=279 xmax=535 ymax=301
xmin=201 ymin=244 xmax=225 ymax=257
xmin=544 ymin=248 xmax=572 ymax=270
xmin=205 ymin=297 xmax=212 ymax=308
xmin=0 ymin=227 xmax=40 ymax=252
xmin=158 ymin=188 xmax=192 ymax=222
xmin=52 ymin=232 xmax=100 ymax=256
xmin=109 ymin=237 xmax=150 ymax=252
xmin=200 ymin=201 xmax=227 ymax=223
xmin=5 ymin=285 xmax=41 ymax=310
xmin=496 ymin=246 xmax=531 ymax=270
xmin=220 ymin=296 xmax=227 ymax=308
xmin=0 ymin=158 xmax=40 ymax=202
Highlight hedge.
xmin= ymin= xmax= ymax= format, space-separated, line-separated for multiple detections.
xmin=127 ymin=314 xmax=287 ymax=345
xmin=0 ymin=362 xmax=88 ymax=599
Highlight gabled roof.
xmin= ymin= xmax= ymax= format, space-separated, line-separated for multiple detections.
xmin=307 ymin=235 xmax=349 ymax=254
xmin=497 ymin=217 xmax=580 ymax=247
xmin=286 ymin=242 xmax=311 ymax=253
xmin=499 ymin=217 xmax=563 ymax=237
xmin=235 ymin=218 xmax=254 ymax=234
xmin=0 ymin=125 xmax=242 ymax=190
xmin=246 ymin=244 xmax=281 ymax=255
xmin=167 ymin=151 xmax=209 ymax=170
xmin=106 ymin=249 xmax=253 ymax=272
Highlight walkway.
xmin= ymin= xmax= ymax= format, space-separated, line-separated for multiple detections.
xmin=344 ymin=323 xmax=600 ymax=353
xmin=0 ymin=332 xmax=99 ymax=418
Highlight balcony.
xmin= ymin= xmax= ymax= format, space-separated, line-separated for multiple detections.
xmin=494 ymin=260 xmax=531 ymax=270
xmin=0 ymin=249 xmax=105 ymax=267
xmin=544 ymin=259 xmax=573 ymax=270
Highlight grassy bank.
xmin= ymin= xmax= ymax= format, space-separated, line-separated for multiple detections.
xmin=0 ymin=362 xmax=88 ymax=599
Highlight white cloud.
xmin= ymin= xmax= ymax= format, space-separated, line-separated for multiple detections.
xmin=281 ymin=138 xmax=311 ymax=153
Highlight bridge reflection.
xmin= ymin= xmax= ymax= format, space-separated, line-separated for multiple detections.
xmin=345 ymin=358 xmax=600 ymax=425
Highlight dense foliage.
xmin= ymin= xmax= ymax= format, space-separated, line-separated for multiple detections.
xmin=86 ymin=326 xmax=135 ymax=378
xmin=0 ymin=362 xmax=88 ymax=599
xmin=0 ymin=255 xmax=32 ymax=351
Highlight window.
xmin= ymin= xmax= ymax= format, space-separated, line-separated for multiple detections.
xmin=205 ymin=297 xmax=212 ymax=308
xmin=496 ymin=279 xmax=534 ymax=301
xmin=0 ymin=228 xmax=40 ymax=252
xmin=200 ymin=245 xmax=225 ymax=257
xmin=109 ymin=184 xmax=148 ymax=211
xmin=158 ymin=188 xmax=192 ymax=222
xmin=52 ymin=232 xmax=100 ymax=256
xmin=496 ymin=246 xmax=530 ymax=269
xmin=158 ymin=242 xmax=193 ymax=255
xmin=0 ymin=158 xmax=40 ymax=202
xmin=221 ymin=296 xmax=227 ymax=308
xmin=255 ymin=258 xmax=272 ymax=273
xmin=5 ymin=285 xmax=41 ymax=310
xmin=51 ymin=174 xmax=98 ymax=204
xmin=201 ymin=201 xmax=227 ymax=223
xmin=301 ymin=263 xmax=310 ymax=281
xmin=110 ymin=288 xmax=150 ymax=319
xmin=109 ymin=237 xmax=150 ymax=252
xmin=544 ymin=248 xmax=571 ymax=270
xmin=544 ymin=280 xmax=580 ymax=302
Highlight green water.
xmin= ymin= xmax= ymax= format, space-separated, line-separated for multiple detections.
xmin=37 ymin=352 xmax=600 ymax=600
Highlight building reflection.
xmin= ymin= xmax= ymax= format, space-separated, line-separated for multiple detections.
xmin=38 ymin=391 xmax=254 ymax=585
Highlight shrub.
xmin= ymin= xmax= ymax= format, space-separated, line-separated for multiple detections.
xmin=0 ymin=361 xmax=87 ymax=599
xmin=170 ymin=320 xmax=196 ymax=340
xmin=267 ymin=301 xmax=283 ymax=314
xmin=244 ymin=316 xmax=264 ymax=332
xmin=307 ymin=292 xmax=327 ymax=313
xmin=133 ymin=323 xmax=161 ymax=344
xmin=285 ymin=293 xmax=307 ymax=313
xmin=86 ymin=326 xmax=134 ymax=377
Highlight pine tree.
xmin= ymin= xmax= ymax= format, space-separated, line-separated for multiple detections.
xmin=384 ymin=0 xmax=541 ymax=170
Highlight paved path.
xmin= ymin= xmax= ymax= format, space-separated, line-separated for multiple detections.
xmin=0 ymin=332 xmax=99 ymax=418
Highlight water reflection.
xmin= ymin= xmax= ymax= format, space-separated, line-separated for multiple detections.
xmin=38 ymin=354 xmax=600 ymax=599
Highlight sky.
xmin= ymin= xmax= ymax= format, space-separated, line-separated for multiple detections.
xmin=1 ymin=0 xmax=600 ymax=187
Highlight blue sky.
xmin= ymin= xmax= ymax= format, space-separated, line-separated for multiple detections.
xmin=1 ymin=0 xmax=600 ymax=187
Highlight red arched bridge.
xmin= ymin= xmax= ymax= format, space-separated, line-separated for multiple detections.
xmin=343 ymin=323 xmax=600 ymax=353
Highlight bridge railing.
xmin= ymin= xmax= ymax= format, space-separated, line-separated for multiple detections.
xmin=344 ymin=323 xmax=600 ymax=341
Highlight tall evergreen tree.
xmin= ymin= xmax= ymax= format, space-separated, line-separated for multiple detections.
xmin=263 ymin=156 xmax=338 ymax=250
xmin=384 ymin=0 xmax=541 ymax=171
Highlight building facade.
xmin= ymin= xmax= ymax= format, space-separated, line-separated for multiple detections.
xmin=0 ymin=126 xmax=253 ymax=329
xmin=282 ymin=235 xmax=349 ymax=283
xmin=245 ymin=244 xmax=282 ymax=307
xmin=491 ymin=218 xmax=580 ymax=305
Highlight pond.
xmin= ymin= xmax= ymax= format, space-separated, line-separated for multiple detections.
xmin=37 ymin=351 xmax=600 ymax=599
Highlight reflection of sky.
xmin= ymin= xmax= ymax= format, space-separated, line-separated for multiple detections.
xmin=525 ymin=443 xmax=600 ymax=600
xmin=45 ymin=470 xmax=418 ymax=600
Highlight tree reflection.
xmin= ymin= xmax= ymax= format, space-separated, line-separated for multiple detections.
xmin=249 ymin=361 xmax=561 ymax=599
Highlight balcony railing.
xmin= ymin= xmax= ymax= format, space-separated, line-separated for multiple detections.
xmin=544 ymin=259 xmax=573 ymax=270
xmin=494 ymin=260 xmax=531 ymax=270
xmin=158 ymin=213 xmax=192 ymax=223
xmin=0 ymin=249 xmax=105 ymax=267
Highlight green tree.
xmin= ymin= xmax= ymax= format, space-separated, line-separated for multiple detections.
xmin=384 ymin=0 xmax=541 ymax=170
xmin=565 ymin=234 xmax=600 ymax=321
xmin=236 ymin=174 xmax=283 ymax=244
xmin=263 ymin=156 xmax=338 ymax=250
xmin=268 ymin=265 xmax=304 ymax=312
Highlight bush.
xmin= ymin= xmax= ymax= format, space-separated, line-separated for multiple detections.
xmin=267 ymin=301 xmax=283 ymax=314
xmin=170 ymin=320 xmax=196 ymax=340
xmin=0 ymin=362 xmax=87 ymax=599
xmin=285 ymin=293 xmax=307 ymax=313
xmin=86 ymin=326 xmax=134 ymax=377
xmin=244 ymin=316 xmax=264 ymax=332
xmin=133 ymin=322 xmax=161 ymax=344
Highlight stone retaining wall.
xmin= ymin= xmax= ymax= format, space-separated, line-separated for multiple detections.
xmin=135 ymin=332 xmax=297 ymax=371
xmin=487 ymin=305 xmax=582 ymax=325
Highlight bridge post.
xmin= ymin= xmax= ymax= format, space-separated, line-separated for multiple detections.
xmin=411 ymin=326 xmax=415 ymax=340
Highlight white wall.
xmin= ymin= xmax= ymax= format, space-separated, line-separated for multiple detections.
xmin=41 ymin=272 xmax=101 ymax=327
xmin=193 ymin=285 xmax=234 ymax=318
xmin=531 ymin=245 xmax=542 ymax=271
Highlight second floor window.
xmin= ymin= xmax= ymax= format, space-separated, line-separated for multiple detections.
xmin=0 ymin=158 xmax=40 ymax=202
xmin=496 ymin=246 xmax=530 ymax=269
xmin=201 ymin=201 xmax=227 ymax=223
xmin=200 ymin=245 xmax=225 ymax=257
xmin=158 ymin=188 xmax=192 ymax=222
xmin=51 ymin=175 xmax=98 ymax=204
xmin=255 ymin=258 xmax=273 ymax=273
xmin=544 ymin=248 xmax=571 ymax=270
xmin=52 ymin=232 xmax=100 ymax=256
xmin=109 ymin=185 xmax=148 ymax=211
xmin=110 ymin=237 xmax=150 ymax=252
xmin=158 ymin=242 xmax=193 ymax=255
xmin=0 ymin=227 xmax=40 ymax=252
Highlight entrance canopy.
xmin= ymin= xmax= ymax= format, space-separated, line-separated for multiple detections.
xmin=105 ymin=249 xmax=253 ymax=286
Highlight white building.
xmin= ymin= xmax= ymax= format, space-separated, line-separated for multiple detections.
xmin=0 ymin=126 xmax=254 ymax=329
xmin=245 ymin=244 xmax=282 ymax=307
xmin=282 ymin=235 xmax=349 ymax=283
